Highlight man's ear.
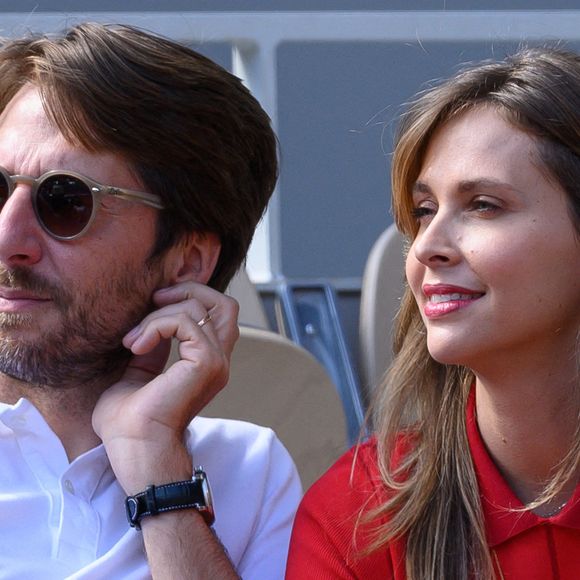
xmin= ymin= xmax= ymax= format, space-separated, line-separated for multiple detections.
xmin=167 ymin=231 xmax=221 ymax=285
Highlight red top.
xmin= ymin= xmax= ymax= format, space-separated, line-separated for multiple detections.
xmin=286 ymin=392 xmax=580 ymax=579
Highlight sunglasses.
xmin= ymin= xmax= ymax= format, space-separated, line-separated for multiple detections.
xmin=0 ymin=166 xmax=164 ymax=241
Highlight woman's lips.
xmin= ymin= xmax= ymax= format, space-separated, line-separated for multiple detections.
xmin=422 ymin=284 xmax=485 ymax=319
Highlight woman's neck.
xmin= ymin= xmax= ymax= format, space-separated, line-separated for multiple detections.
xmin=474 ymin=362 xmax=579 ymax=514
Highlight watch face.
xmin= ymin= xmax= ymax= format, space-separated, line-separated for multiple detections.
xmin=201 ymin=476 xmax=213 ymax=508
xmin=126 ymin=497 xmax=140 ymax=526
xmin=195 ymin=468 xmax=215 ymax=525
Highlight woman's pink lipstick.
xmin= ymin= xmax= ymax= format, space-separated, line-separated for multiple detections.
xmin=422 ymin=284 xmax=484 ymax=319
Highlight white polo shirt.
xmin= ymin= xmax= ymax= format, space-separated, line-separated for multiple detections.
xmin=0 ymin=398 xmax=302 ymax=579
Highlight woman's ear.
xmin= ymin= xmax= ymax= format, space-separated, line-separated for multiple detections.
xmin=168 ymin=231 xmax=222 ymax=285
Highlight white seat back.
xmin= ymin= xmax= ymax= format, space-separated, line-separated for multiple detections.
xmin=202 ymin=326 xmax=347 ymax=489
xmin=226 ymin=268 xmax=270 ymax=330
xmin=359 ymin=224 xmax=406 ymax=396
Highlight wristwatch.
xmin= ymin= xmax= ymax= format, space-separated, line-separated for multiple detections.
xmin=125 ymin=466 xmax=215 ymax=530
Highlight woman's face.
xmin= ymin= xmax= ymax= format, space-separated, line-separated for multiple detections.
xmin=406 ymin=106 xmax=580 ymax=372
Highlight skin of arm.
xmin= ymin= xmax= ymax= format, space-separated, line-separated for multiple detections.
xmin=92 ymin=281 xmax=241 ymax=579
xmin=142 ymin=511 xmax=241 ymax=580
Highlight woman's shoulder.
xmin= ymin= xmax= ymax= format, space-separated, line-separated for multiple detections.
xmin=302 ymin=433 xmax=413 ymax=510
xmin=305 ymin=437 xmax=382 ymax=506
xmin=286 ymin=437 xmax=397 ymax=579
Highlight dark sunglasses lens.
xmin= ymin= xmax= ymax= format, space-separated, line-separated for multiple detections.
xmin=0 ymin=172 xmax=9 ymax=205
xmin=36 ymin=175 xmax=93 ymax=238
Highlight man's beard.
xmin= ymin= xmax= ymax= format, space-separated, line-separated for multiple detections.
xmin=0 ymin=262 xmax=163 ymax=389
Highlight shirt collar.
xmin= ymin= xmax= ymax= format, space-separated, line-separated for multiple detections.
xmin=0 ymin=397 xmax=49 ymax=433
xmin=0 ymin=397 xmax=112 ymax=498
xmin=466 ymin=388 xmax=580 ymax=547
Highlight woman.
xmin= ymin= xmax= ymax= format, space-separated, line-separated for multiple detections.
xmin=286 ymin=47 xmax=580 ymax=579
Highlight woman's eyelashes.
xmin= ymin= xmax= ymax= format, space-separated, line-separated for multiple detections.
xmin=411 ymin=199 xmax=437 ymax=224
xmin=469 ymin=197 xmax=502 ymax=215
xmin=411 ymin=196 xmax=504 ymax=224
xmin=410 ymin=205 xmax=435 ymax=222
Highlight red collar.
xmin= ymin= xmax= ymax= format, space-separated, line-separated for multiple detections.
xmin=466 ymin=388 xmax=580 ymax=547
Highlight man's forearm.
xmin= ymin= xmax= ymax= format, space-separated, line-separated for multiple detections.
xmin=142 ymin=509 xmax=240 ymax=580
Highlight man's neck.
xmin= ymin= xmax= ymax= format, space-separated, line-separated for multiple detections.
xmin=0 ymin=371 xmax=121 ymax=461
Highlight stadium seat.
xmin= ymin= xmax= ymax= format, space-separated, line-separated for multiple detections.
xmin=201 ymin=326 xmax=348 ymax=489
xmin=359 ymin=224 xmax=406 ymax=398
xmin=226 ymin=267 xmax=270 ymax=330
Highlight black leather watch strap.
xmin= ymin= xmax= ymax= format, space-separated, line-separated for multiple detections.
xmin=125 ymin=466 xmax=214 ymax=530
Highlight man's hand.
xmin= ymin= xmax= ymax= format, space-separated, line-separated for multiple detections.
xmin=92 ymin=281 xmax=239 ymax=495
xmin=92 ymin=281 xmax=241 ymax=579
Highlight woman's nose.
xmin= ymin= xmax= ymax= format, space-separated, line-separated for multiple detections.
xmin=411 ymin=211 xmax=461 ymax=268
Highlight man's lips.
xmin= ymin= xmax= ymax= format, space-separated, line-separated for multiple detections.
xmin=0 ymin=288 xmax=52 ymax=312
xmin=0 ymin=287 xmax=51 ymax=301
xmin=422 ymin=284 xmax=485 ymax=318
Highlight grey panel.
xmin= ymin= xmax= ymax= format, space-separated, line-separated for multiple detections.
xmin=187 ymin=43 xmax=231 ymax=71
xmin=277 ymin=40 xmax=580 ymax=279
xmin=2 ymin=2 xmax=580 ymax=11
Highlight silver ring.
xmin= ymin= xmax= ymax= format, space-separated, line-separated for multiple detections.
xmin=196 ymin=313 xmax=212 ymax=328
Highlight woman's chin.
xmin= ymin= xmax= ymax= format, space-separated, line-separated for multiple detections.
xmin=426 ymin=340 xmax=473 ymax=368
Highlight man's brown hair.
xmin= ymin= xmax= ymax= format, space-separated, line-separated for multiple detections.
xmin=0 ymin=23 xmax=278 ymax=291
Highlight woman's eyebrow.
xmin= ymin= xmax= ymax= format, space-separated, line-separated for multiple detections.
xmin=456 ymin=178 xmax=520 ymax=193
xmin=411 ymin=180 xmax=431 ymax=197
xmin=412 ymin=178 xmax=521 ymax=196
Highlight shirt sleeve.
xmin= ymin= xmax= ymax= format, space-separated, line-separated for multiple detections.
xmin=185 ymin=418 xmax=303 ymax=580
xmin=286 ymin=441 xmax=395 ymax=580
xmin=234 ymin=430 xmax=303 ymax=580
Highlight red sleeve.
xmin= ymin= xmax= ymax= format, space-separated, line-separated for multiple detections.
xmin=285 ymin=439 xmax=398 ymax=580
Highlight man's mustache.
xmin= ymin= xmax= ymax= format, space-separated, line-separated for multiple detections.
xmin=0 ymin=267 xmax=72 ymax=309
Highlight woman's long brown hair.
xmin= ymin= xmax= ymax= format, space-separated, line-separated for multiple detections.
xmin=366 ymin=46 xmax=580 ymax=580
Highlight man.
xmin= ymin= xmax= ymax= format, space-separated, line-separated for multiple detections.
xmin=0 ymin=23 xmax=301 ymax=579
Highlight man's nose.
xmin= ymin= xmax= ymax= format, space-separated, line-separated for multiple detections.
xmin=0 ymin=186 xmax=43 ymax=267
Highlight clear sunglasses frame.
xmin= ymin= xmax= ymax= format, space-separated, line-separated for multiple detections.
xmin=0 ymin=166 xmax=164 ymax=241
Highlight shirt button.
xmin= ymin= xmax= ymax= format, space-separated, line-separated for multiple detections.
xmin=64 ymin=479 xmax=75 ymax=495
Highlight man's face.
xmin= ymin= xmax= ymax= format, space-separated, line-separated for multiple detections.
xmin=0 ymin=85 xmax=166 ymax=388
